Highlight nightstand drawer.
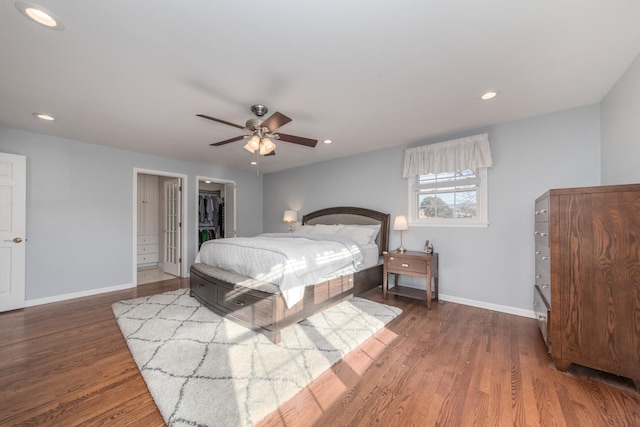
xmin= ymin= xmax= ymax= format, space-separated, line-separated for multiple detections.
xmin=386 ymin=256 xmax=427 ymax=274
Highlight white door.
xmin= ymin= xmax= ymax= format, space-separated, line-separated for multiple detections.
xmin=224 ymin=182 xmax=236 ymax=237
xmin=0 ymin=153 xmax=26 ymax=312
xmin=163 ymin=178 xmax=181 ymax=276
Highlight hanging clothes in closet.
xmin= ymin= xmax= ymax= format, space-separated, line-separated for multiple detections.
xmin=198 ymin=191 xmax=223 ymax=248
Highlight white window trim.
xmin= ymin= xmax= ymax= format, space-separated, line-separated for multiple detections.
xmin=407 ymin=167 xmax=489 ymax=228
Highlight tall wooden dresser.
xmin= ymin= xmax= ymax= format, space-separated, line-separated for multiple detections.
xmin=534 ymin=184 xmax=640 ymax=389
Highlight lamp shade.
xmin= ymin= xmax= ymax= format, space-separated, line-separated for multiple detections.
xmin=283 ymin=210 xmax=298 ymax=222
xmin=393 ymin=215 xmax=408 ymax=231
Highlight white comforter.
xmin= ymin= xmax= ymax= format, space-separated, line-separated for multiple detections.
xmin=195 ymin=233 xmax=365 ymax=307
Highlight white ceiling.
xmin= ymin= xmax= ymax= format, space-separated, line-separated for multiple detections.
xmin=2 ymin=1 xmax=640 ymax=174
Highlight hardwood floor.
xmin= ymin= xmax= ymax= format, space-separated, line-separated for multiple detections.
xmin=1 ymin=281 xmax=638 ymax=426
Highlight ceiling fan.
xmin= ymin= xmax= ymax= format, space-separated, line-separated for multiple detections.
xmin=197 ymin=104 xmax=318 ymax=156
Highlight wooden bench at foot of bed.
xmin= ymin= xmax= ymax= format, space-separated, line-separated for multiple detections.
xmin=190 ymin=262 xmax=383 ymax=344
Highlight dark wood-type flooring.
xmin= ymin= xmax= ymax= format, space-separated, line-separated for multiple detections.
xmin=1 ymin=278 xmax=638 ymax=426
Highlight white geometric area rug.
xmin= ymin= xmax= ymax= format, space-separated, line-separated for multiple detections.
xmin=112 ymin=289 xmax=401 ymax=427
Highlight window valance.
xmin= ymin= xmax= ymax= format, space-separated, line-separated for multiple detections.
xmin=402 ymin=133 xmax=493 ymax=177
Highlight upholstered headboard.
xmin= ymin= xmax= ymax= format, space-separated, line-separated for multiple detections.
xmin=302 ymin=206 xmax=390 ymax=255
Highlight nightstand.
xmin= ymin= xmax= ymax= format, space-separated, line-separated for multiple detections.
xmin=382 ymin=251 xmax=439 ymax=309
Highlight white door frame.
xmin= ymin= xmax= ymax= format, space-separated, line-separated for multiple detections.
xmin=133 ymin=168 xmax=188 ymax=286
xmin=196 ymin=176 xmax=236 ymax=254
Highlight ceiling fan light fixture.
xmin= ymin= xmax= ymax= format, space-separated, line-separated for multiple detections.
xmin=247 ymin=134 xmax=260 ymax=150
xmin=244 ymin=142 xmax=256 ymax=153
xmin=259 ymin=138 xmax=276 ymax=155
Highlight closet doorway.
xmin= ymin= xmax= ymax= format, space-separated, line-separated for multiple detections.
xmin=134 ymin=168 xmax=188 ymax=286
xmin=196 ymin=177 xmax=236 ymax=253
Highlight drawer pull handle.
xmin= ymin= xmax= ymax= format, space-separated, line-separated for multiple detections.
xmin=541 ymin=209 xmax=548 ymax=213
xmin=535 ymin=274 xmax=542 ymax=279
xmin=401 ymin=263 xmax=409 ymax=268
xmin=535 ymin=251 xmax=542 ymax=255
xmin=235 ymin=300 xmax=246 ymax=306
xmin=542 ymin=284 xmax=550 ymax=289
xmin=534 ymin=231 xmax=540 ymax=235
xmin=540 ymin=233 xmax=548 ymax=237
xmin=541 ymin=256 xmax=549 ymax=260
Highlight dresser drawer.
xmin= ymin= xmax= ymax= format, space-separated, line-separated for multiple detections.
xmin=533 ymin=285 xmax=550 ymax=350
xmin=386 ymin=256 xmax=427 ymax=274
xmin=137 ymin=234 xmax=159 ymax=245
xmin=535 ymin=243 xmax=550 ymax=269
xmin=216 ymin=285 xmax=274 ymax=328
xmin=190 ymin=273 xmax=217 ymax=306
xmin=535 ymin=263 xmax=551 ymax=306
xmin=137 ymin=253 xmax=159 ymax=264
xmin=137 ymin=244 xmax=158 ymax=255
xmin=535 ymin=197 xmax=549 ymax=222
xmin=534 ymin=222 xmax=549 ymax=246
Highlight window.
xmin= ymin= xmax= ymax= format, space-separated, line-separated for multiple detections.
xmin=408 ymin=167 xmax=488 ymax=227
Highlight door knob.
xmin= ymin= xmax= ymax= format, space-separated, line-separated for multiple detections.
xmin=4 ymin=237 xmax=23 ymax=243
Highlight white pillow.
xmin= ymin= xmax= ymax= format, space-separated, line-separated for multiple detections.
xmin=312 ymin=224 xmax=343 ymax=234
xmin=339 ymin=224 xmax=381 ymax=245
xmin=295 ymin=224 xmax=314 ymax=233
xmin=337 ymin=225 xmax=377 ymax=246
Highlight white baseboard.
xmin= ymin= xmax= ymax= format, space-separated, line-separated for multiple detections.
xmin=25 ymin=282 xmax=135 ymax=307
xmin=439 ymin=293 xmax=536 ymax=319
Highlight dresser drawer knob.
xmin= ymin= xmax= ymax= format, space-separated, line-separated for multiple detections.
xmin=540 ymin=232 xmax=548 ymax=237
xmin=536 ymin=251 xmax=542 ymax=255
xmin=536 ymin=274 xmax=542 ymax=279
xmin=542 ymin=284 xmax=550 ymax=289
xmin=234 ymin=300 xmax=246 ymax=306
xmin=534 ymin=231 xmax=540 ymax=235
xmin=541 ymin=256 xmax=549 ymax=260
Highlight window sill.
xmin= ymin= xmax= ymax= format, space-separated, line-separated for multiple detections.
xmin=408 ymin=221 xmax=490 ymax=228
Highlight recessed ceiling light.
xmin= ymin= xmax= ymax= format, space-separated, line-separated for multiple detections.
xmin=33 ymin=113 xmax=55 ymax=121
xmin=15 ymin=2 xmax=65 ymax=30
xmin=481 ymin=91 xmax=498 ymax=100
xmin=323 ymin=139 xmax=332 ymax=144
xmin=250 ymin=161 xmax=257 ymax=165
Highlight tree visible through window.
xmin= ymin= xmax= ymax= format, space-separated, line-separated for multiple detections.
xmin=409 ymin=168 xmax=488 ymax=226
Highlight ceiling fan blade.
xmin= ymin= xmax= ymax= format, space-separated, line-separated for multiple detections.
xmin=197 ymin=114 xmax=246 ymax=130
xmin=264 ymin=150 xmax=276 ymax=156
xmin=276 ymin=133 xmax=318 ymax=147
xmin=261 ymin=112 xmax=291 ymax=132
xmin=209 ymin=135 xmax=246 ymax=146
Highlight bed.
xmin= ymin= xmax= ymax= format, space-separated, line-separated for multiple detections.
xmin=190 ymin=206 xmax=390 ymax=343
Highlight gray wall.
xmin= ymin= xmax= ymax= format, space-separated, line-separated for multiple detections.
xmin=264 ymin=105 xmax=601 ymax=313
xmin=0 ymin=126 xmax=263 ymax=301
xmin=601 ymin=52 xmax=640 ymax=184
